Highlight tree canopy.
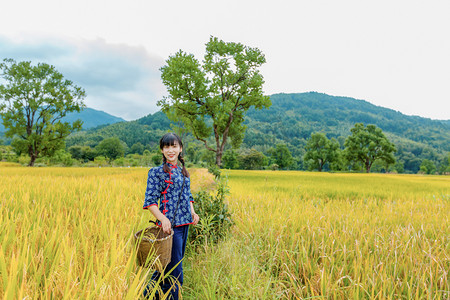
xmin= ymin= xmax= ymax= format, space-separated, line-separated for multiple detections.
xmin=58 ymin=92 xmax=448 ymax=173
xmin=239 ymin=149 xmax=267 ymax=170
xmin=0 ymin=59 xmax=85 ymax=166
xmin=304 ymin=133 xmax=340 ymax=172
xmin=420 ymin=159 xmax=437 ymax=174
xmin=95 ymin=137 xmax=126 ymax=163
xmin=269 ymin=144 xmax=294 ymax=169
xmin=158 ymin=36 xmax=271 ymax=166
xmin=344 ymin=123 xmax=396 ymax=172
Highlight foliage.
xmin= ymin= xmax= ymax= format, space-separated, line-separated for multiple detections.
xmin=0 ymin=59 xmax=86 ymax=166
xmin=82 ymin=146 xmax=97 ymax=161
xmin=244 ymin=92 xmax=449 ymax=150
xmin=200 ymin=149 xmax=216 ymax=167
xmin=438 ymin=153 xmax=450 ymax=174
xmin=243 ymin=92 xmax=449 ymax=173
xmin=393 ymin=160 xmax=405 ymax=173
xmin=68 ymin=145 xmax=83 ymax=160
xmin=93 ymin=155 xmax=108 ymax=166
xmin=47 ymin=149 xmax=74 ymax=166
xmin=61 ymin=92 xmax=448 ymax=174
xmin=420 ymin=159 xmax=437 ymax=174
xmin=222 ymin=149 xmax=240 ymax=169
xmin=0 ymin=145 xmax=17 ymax=162
xmin=95 ymin=137 xmax=125 ymax=163
xmin=188 ymin=178 xmax=233 ymax=248
xmin=304 ymin=133 xmax=340 ymax=171
xmin=68 ymin=145 xmax=98 ymax=162
xmin=66 ymin=117 xmax=164 ymax=150
xmin=130 ymin=142 xmax=145 ymax=155
xmin=207 ymin=163 xmax=221 ymax=179
xmin=158 ymin=36 xmax=271 ymax=166
xmin=268 ymin=143 xmax=294 ymax=169
xmin=238 ymin=149 xmax=267 ymax=170
xmin=18 ymin=154 xmax=31 ymax=165
xmin=151 ymin=153 xmax=162 ymax=166
xmin=344 ymin=123 xmax=396 ymax=172
xmin=184 ymin=143 xmax=202 ymax=164
xmin=328 ymin=148 xmax=346 ymax=171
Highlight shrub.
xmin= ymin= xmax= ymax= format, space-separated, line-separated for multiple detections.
xmin=18 ymin=154 xmax=31 ymax=165
xmin=94 ymin=156 xmax=108 ymax=166
xmin=50 ymin=149 xmax=74 ymax=166
xmin=188 ymin=177 xmax=233 ymax=249
xmin=113 ymin=157 xmax=125 ymax=166
xmin=207 ymin=163 xmax=221 ymax=179
xmin=152 ymin=153 xmax=162 ymax=166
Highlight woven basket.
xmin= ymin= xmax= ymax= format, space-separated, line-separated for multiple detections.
xmin=135 ymin=225 xmax=173 ymax=272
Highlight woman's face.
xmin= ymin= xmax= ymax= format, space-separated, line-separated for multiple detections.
xmin=161 ymin=141 xmax=182 ymax=164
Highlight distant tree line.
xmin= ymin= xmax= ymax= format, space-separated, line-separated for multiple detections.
xmin=1 ymin=58 xmax=448 ymax=174
xmin=2 ymin=119 xmax=448 ymax=174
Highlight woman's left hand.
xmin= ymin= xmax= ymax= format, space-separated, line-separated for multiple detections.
xmin=192 ymin=213 xmax=199 ymax=225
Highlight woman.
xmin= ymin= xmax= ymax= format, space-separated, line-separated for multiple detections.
xmin=142 ymin=133 xmax=199 ymax=299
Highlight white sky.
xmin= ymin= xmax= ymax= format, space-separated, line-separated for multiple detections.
xmin=1 ymin=0 xmax=449 ymax=120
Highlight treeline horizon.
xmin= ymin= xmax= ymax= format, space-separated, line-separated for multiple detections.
xmin=1 ymin=92 xmax=449 ymax=174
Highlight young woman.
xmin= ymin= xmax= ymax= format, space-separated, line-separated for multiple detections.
xmin=142 ymin=133 xmax=199 ymax=299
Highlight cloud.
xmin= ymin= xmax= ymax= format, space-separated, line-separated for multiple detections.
xmin=0 ymin=35 xmax=166 ymax=120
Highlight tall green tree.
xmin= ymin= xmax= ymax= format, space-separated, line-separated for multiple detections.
xmin=269 ymin=143 xmax=294 ymax=169
xmin=304 ymin=133 xmax=340 ymax=172
xmin=158 ymin=36 xmax=271 ymax=167
xmin=438 ymin=153 xmax=450 ymax=174
xmin=0 ymin=59 xmax=86 ymax=166
xmin=130 ymin=142 xmax=144 ymax=155
xmin=238 ymin=149 xmax=267 ymax=170
xmin=68 ymin=145 xmax=83 ymax=160
xmin=95 ymin=137 xmax=125 ymax=163
xmin=344 ymin=123 xmax=396 ymax=173
xmin=419 ymin=159 xmax=436 ymax=174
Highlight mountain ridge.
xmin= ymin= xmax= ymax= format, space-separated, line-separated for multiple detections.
xmin=2 ymin=92 xmax=448 ymax=173
xmin=63 ymin=92 xmax=449 ymax=173
xmin=244 ymin=92 xmax=449 ymax=149
xmin=0 ymin=107 xmax=125 ymax=134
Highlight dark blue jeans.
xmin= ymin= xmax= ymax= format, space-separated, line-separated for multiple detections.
xmin=143 ymin=225 xmax=189 ymax=300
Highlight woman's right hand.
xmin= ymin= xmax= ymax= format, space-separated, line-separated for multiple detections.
xmin=160 ymin=216 xmax=172 ymax=234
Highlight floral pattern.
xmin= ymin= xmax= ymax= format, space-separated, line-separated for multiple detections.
xmin=143 ymin=163 xmax=194 ymax=227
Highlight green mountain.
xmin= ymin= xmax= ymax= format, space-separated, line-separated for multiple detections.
xmin=65 ymin=92 xmax=449 ymax=173
xmin=0 ymin=107 xmax=125 ymax=134
xmin=242 ymin=93 xmax=449 ymax=172
xmin=244 ymin=92 xmax=448 ymax=149
xmin=64 ymin=108 xmax=125 ymax=129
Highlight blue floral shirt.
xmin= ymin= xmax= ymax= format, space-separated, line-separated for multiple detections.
xmin=143 ymin=163 xmax=194 ymax=227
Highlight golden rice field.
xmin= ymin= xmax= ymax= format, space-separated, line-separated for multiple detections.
xmin=0 ymin=165 xmax=214 ymax=300
xmin=0 ymin=164 xmax=449 ymax=299
xmin=184 ymin=170 xmax=449 ymax=299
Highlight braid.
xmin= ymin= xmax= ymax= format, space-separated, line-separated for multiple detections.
xmin=178 ymin=153 xmax=190 ymax=178
xmin=162 ymin=154 xmax=170 ymax=173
